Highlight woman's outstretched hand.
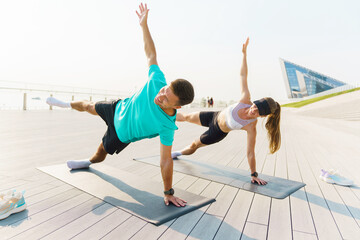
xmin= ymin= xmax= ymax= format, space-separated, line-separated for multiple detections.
xmin=251 ymin=176 xmax=267 ymax=185
xmin=242 ymin=37 xmax=249 ymax=55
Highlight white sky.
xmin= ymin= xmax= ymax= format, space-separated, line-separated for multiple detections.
xmin=0 ymin=0 xmax=359 ymax=101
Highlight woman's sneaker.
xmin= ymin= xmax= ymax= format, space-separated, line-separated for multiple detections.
xmin=0 ymin=190 xmax=14 ymax=201
xmin=0 ymin=191 xmax=27 ymax=220
xmin=319 ymin=169 xmax=353 ymax=186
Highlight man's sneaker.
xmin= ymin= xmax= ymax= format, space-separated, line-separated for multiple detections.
xmin=0 ymin=191 xmax=27 ymax=220
xmin=320 ymin=169 xmax=353 ymax=186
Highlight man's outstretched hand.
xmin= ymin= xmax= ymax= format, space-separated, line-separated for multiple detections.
xmin=136 ymin=3 xmax=149 ymax=27
xmin=164 ymin=195 xmax=187 ymax=207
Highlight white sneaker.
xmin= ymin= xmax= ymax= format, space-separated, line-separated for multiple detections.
xmin=319 ymin=169 xmax=328 ymax=181
xmin=0 ymin=191 xmax=27 ymax=220
xmin=320 ymin=169 xmax=353 ymax=186
xmin=0 ymin=190 xmax=13 ymax=201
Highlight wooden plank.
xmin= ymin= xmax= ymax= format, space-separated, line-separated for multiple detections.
xmin=213 ymin=190 xmax=253 ymax=240
xmin=334 ymin=185 xmax=360 ymax=227
xmin=72 ymin=209 xmax=132 ymax=240
xmin=0 ymin=193 xmax=93 ymax=239
xmin=173 ymin=175 xmax=199 ymax=190
xmin=206 ymin=185 xmax=238 ymax=217
xmin=241 ymin=134 xmax=276 ymax=238
xmin=102 ymin=216 xmax=147 ymax=240
xmin=25 ymin=184 xmax=74 ymax=205
xmin=1 ymin=177 xmax=59 ymax=198
xmin=12 ymin=198 xmax=104 ymax=240
xmin=285 ymin=128 xmax=317 ymax=235
xmin=0 ymin=179 xmax=29 ymax=191
xmin=241 ymin=222 xmax=267 ymax=240
xmin=187 ymin=214 xmax=224 ymax=240
xmin=245 ymin=143 xmax=274 ymax=226
xmin=186 ymin=182 xmax=226 ymax=239
xmin=267 ymin=144 xmax=292 ymax=240
xmin=186 ymin=178 xmax=211 ymax=194
xmin=292 ymin=231 xmax=317 ymax=240
xmin=41 ymin=203 xmax=117 ymax=240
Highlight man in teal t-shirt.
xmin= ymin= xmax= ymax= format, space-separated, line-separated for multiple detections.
xmin=114 ymin=64 xmax=178 ymax=146
xmin=46 ymin=4 xmax=194 ymax=207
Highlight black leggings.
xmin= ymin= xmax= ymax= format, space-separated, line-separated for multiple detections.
xmin=199 ymin=111 xmax=228 ymax=145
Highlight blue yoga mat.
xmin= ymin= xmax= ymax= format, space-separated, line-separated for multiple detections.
xmin=134 ymin=156 xmax=305 ymax=199
xmin=38 ymin=163 xmax=215 ymax=225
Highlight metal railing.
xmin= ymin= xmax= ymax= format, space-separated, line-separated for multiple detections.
xmin=0 ymin=80 xmax=131 ymax=110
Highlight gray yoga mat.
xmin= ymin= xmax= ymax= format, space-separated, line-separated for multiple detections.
xmin=37 ymin=163 xmax=215 ymax=226
xmin=134 ymin=156 xmax=306 ymax=199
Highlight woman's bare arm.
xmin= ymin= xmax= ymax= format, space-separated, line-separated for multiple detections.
xmin=240 ymin=37 xmax=251 ymax=103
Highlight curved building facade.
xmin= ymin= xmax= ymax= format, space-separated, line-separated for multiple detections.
xmin=279 ymin=59 xmax=346 ymax=98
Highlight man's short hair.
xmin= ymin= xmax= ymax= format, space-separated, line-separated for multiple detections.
xmin=169 ymin=79 xmax=194 ymax=106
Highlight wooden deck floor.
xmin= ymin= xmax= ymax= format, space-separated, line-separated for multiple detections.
xmin=0 ymin=108 xmax=359 ymax=240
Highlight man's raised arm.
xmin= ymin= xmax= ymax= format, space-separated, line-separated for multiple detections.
xmin=136 ymin=3 xmax=158 ymax=67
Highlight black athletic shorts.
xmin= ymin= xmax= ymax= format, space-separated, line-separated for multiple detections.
xmin=199 ymin=111 xmax=228 ymax=145
xmin=95 ymin=99 xmax=130 ymax=155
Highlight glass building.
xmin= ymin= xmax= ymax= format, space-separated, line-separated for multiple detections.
xmin=279 ymin=59 xmax=346 ymax=98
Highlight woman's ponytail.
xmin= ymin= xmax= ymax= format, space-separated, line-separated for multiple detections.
xmin=265 ymin=102 xmax=281 ymax=154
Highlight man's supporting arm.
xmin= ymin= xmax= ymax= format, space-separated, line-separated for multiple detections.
xmin=160 ymin=143 xmax=186 ymax=207
xmin=136 ymin=3 xmax=158 ymax=67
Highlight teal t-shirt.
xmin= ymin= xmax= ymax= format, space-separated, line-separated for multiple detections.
xmin=113 ymin=65 xmax=178 ymax=146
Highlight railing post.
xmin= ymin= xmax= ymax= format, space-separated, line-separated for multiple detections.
xmin=23 ymin=92 xmax=27 ymax=111
xmin=49 ymin=94 xmax=53 ymax=110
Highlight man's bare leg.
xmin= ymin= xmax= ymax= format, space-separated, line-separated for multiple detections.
xmin=46 ymin=97 xmax=98 ymax=116
xmin=89 ymin=143 xmax=108 ymax=163
xmin=70 ymin=100 xmax=98 ymax=115
xmin=67 ymin=143 xmax=107 ymax=169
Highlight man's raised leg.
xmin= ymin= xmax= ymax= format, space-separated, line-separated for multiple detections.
xmin=46 ymin=96 xmax=98 ymax=115
xmin=46 ymin=97 xmax=71 ymax=108
xmin=70 ymin=100 xmax=98 ymax=115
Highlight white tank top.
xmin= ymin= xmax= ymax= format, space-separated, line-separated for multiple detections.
xmin=225 ymin=102 xmax=257 ymax=130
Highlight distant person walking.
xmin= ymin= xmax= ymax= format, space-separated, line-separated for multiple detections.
xmin=172 ymin=38 xmax=281 ymax=185
xmin=46 ymin=3 xmax=194 ymax=207
xmin=209 ymin=97 xmax=214 ymax=108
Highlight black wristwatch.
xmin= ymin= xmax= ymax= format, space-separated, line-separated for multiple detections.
xmin=164 ymin=188 xmax=175 ymax=195
xmin=251 ymin=172 xmax=258 ymax=178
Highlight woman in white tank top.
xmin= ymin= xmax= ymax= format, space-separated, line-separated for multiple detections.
xmin=172 ymin=38 xmax=282 ymax=185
